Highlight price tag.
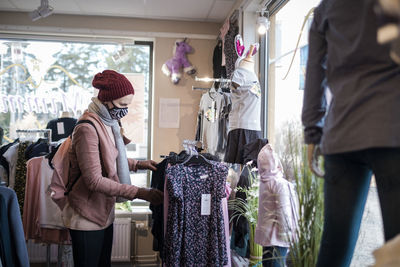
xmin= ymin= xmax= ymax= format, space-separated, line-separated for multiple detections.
xmin=201 ymin=194 xmax=211 ymax=216
xmin=57 ymin=122 xmax=65 ymax=135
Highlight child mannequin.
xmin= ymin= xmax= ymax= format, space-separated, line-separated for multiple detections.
xmin=224 ymin=40 xmax=262 ymax=164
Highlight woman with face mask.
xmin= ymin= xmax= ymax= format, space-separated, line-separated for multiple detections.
xmin=63 ymin=70 xmax=163 ymax=267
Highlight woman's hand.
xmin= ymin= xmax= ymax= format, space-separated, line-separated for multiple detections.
xmin=136 ymin=188 xmax=163 ymax=205
xmin=137 ymin=160 xmax=158 ymax=171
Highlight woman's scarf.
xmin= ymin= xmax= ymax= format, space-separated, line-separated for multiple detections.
xmin=88 ymin=97 xmax=131 ymax=191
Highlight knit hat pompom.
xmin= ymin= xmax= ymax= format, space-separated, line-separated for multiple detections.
xmin=92 ymin=70 xmax=134 ymax=102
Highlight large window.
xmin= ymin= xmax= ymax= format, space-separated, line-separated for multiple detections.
xmin=265 ymin=1 xmax=384 ymax=266
xmin=0 ymin=38 xmax=152 ymax=189
xmin=267 ymin=0 xmax=319 ymax=145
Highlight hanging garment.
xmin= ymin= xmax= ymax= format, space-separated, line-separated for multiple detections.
xmin=3 ymin=143 xmax=19 ymax=189
xmin=14 ymin=142 xmax=30 ymax=217
xmin=217 ymin=93 xmax=231 ymax=155
xmin=213 ymin=40 xmax=223 ymax=78
xmin=164 ymin=161 xmax=228 ymax=266
xmin=25 ymin=139 xmax=49 ymax=160
xmin=0 ymin=187 xmax=29 ymax=267
xmin=0 ymin=140 xmax=19 ymax=186
xmin=150 ymin=151 xmax=220 ymax=258
xmin=23 ymin=156 xmax=71 ymax=244
xmin=46 ymin=117 xmax=77 ymax=142
xmin=224 ymin=22 xmax=239 ymax=78
xmin=196 ymin=90 xmax=230 ymax=158
xmin=220 ymin=19 xmax=230 ymax=67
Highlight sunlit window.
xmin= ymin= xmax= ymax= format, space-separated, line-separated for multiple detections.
xmin=0 ymin=39 xmax=151 ymax=188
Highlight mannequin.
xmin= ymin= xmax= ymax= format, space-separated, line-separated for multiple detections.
xmin=224 ymin=39 xmax=262 ymax=164
xmin=232 ymin=45 xmax=256 ymax=89
xmin=60 ymin=111 xmax=73 ymax=118
xmin=46 ymin=111 xmax=77 ymax=141
xmin=238 ymin=45 xmax=256 ymax=71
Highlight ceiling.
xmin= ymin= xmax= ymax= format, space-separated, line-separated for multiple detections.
xmin=0 ymin=0 xmax=238 ymax=23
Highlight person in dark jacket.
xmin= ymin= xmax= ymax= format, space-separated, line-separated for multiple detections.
xmin=302 ymin=0 xmax=400 ymax=266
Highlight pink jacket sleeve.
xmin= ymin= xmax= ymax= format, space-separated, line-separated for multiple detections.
xmin=73 ymin=124 xmax=139 ymax=200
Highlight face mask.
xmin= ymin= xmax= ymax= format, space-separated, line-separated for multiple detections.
xmin=108 ymin=101 xmax=128 ymax=120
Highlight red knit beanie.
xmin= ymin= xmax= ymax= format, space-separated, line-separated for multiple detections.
xmin=92 ymin=70 xmax=134 ymax=102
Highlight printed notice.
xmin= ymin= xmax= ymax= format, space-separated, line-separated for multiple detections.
xmin=159 ymin=98 xmax=180 ymax=128
xmin=201 ymin=194 xmax=211 ymax=216
xmin=57 ymin=122 xmax=65 ymax=135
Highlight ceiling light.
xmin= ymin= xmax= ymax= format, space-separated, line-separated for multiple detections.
xmin=257 ymin=9 xmax=270 ymax=35
xmin=29 ymin=0 xmax=54 ymax=21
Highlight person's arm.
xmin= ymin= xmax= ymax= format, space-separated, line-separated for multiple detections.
xmin=74 ymin=124 xmax=162 ymax=203
xmin=302 ymin=6 xmax=327 ymax=145
xmin=302 ymin=7 xmax=327 ymax=177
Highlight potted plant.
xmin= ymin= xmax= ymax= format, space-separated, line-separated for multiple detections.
xmin=276 ymin=121 xmax=324 ymax=267
xmin=229 ymin=162 xmax=263 ymax=267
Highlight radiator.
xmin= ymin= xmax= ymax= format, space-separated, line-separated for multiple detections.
xmin=112 ymin=217 xmax=132 ymax=262
xmin=27 ymin=240 xmax=58 ymax=263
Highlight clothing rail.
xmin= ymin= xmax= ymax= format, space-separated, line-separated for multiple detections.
xmin=16 ymin=129 xmax=52 ymax=143
xmin=15 ymin=129 xmax=51 ymax=133
xmin=192 ymin=86 xmax=211 ymax=91
xmin=194 ymin=76 xmax=231 ymax=83
xmin=16 ymin=128 xmax=60 ymax=267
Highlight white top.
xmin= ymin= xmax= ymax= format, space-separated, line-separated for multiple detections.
xmin=3 ymin=143 xmax=19 ymax=189
xmin=229 ymin=67 xmax=261 ymax=132
xmin=34 ymin=156 xmax=65 ymax=229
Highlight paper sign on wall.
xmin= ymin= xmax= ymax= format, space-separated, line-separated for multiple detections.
xmin=159 ymin=98 xmax=180 ymax=128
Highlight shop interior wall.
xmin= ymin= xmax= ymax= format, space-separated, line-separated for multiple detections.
xmin=0 ymin=12 xmax=219 ymax=38
xmin=0 ymin=12 xmax=220 ymax=161
xmin=152 ymin=37 xmax=215 ymax=161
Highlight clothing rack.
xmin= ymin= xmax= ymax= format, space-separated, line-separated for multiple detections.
xmin=195 ymin=76 xmax=231 ymax=83
xmin=16 ymin=129 xmax=52 ymax=143
xmin=16 ymin=129 xmax=63 ymax=267
xmin=192 ymin=86 xmax=211 ymax=91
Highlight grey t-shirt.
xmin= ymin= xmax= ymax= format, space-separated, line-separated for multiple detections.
xmin=198 ymin=90 xmax=229 ymax=157
xmin=229 ymin=67 xmax=261 ymax=132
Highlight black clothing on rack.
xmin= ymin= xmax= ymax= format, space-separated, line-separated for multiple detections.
xmin=46 ymin=117 xmax=77 ymax=142
xmin=25 ymin=138 xmax=49 ymax=160
xmin=213 ymin=40 xmax=227 ymax=80
xmin=150 ymin=151 xmax=220 ymax=258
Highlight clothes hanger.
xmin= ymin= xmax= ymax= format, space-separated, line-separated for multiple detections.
xmin=182 ymin=140 xmax=212 ymax=166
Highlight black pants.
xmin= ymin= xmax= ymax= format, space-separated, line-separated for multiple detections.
xmin=69 ymin=224 xmax=113 ymax=267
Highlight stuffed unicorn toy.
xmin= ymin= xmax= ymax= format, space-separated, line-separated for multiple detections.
xmin=162 ymin=38 xmax=196 ymax=84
